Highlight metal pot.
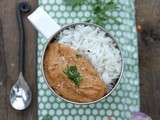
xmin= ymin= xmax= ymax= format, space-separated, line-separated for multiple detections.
xmin=28 ymin=7 xmax=124 ymax=104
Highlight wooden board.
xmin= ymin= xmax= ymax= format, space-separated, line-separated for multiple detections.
xmin=136 ymin=0 xmax=160 ymax=119
xmin=0 ymin=0 xmax=37 ymax=120
xmin=0 ymin=0 xmax=160 ymax=119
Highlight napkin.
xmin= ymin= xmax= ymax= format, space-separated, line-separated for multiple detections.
xmin=37 ymin=0 xmax=139 ymax=119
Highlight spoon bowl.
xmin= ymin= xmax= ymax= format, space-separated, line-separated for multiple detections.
xmin=10 ymin=72 xmax=32 ymax=110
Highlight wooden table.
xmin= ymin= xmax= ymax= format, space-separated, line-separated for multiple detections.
xmin=0 ymin=0 xmax=159 ymax=119
xmin=136 ymin=0 xmax=160 ymax=119
xmin=0 ymin=0 xmax=37 ymax=120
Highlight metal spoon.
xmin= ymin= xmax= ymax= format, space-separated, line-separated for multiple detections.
xmin=9 ymin=2 xmax=32 ymax=110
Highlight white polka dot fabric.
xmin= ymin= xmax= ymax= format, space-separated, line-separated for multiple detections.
xmin=37 ymin=0 xmax=139 ymax=119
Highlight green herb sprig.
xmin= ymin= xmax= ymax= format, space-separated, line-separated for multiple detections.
xmin=92 ymin=0 xmax=120 ymax=26
xmin=64 ymin=65 xmax=82 ymax=86
xmin=64 ymin=0 xmax=120 ymax=26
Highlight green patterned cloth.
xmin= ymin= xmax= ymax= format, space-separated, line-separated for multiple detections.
xmin=37 ymin=0 xmax=139 ymax=119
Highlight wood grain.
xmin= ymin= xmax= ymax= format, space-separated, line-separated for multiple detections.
xmin=136 ymin=0 xmax=160 ymax=119
xmin=0 ymin=0 xmax=160 ymax=119
xmin=0 ymin=0 xmax=37 ymax=120
xmin=0 ymin=19 xmax=7 ymax=86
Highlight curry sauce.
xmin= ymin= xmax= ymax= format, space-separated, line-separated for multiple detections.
xmin=44 ymin=42 xmax=107 ymax=102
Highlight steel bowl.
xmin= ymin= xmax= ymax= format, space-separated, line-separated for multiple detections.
xmin=41 ymin=22 xmax=124 ymax=104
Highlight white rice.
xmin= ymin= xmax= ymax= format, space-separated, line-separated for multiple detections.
xmin=58 ymin=25 xmax=122 ymax=85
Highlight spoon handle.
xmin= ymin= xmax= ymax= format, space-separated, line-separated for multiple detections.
xmin=16 ymin=2 xmax=31 ymax=73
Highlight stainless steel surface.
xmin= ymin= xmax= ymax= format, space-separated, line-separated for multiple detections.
xmin=9 ymin=72 xmax=32 ymax=110
xmin=41 ymin=22 xmax=124 ymax=104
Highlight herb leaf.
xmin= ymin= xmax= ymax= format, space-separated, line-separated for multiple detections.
xmin=64 ymin=0 xmax=120 ymax=26
xmin=42 ymin=115 xmax=52 ymax=120
xmin=92 ymin=0 xmax=119 ymax=26
xmin=64 ymin=65 xmax=82 ymax=86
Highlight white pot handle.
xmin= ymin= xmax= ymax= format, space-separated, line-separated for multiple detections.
xmin=27 ymin=7 xmax=61 ymax=40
